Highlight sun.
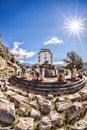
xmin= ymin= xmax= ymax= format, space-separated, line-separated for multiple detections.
xmin=64 ymin=16 xmax=86 ymax=41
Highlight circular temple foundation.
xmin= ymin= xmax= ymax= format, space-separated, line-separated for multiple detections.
xmin=9 ymin=75 xmax=86 ymax=96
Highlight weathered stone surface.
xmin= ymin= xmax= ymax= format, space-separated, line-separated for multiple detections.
xmin=58 ymin=96 xmax=67 ymax=102
xmin=65 ymin=102 xmax=83 ymax=122
xmin=16 ymin=107 xmax=26 ymax=115
xmin=30 ymin=108 xmax=41 ymax=119
xmin=0 ymin=91 xmax=6 ymax=99
xmin=47 ymin=94 xmax=53 ymax=100
xmin=68 ymin=93 xmax=81 ymax=102
xmin=39 ymin=116 xmax=52 ymax=130
xmin=56 ymin=100 xmax=72 ymax=112
xmin=82 ymin=101 xmax=87 ymax=111
xmin=15 ymin=117 xmax=34 ymax=130
xmin=0 ymin=100 xmax=15 ymax=123
xmin=34 ymin=94 xmax=42 ymax=99
xmin=50 ymin=110 xmax=61 ymax=125
xmin=0 ymin=127 xmax=12 ymax=130
xmin=56 ymin=128 xmax=66 ymax=130
xmin=28 ymin=93 xmax=34 ymax=100
xmin=71 ymin=118 xmax=87 ymax=130
xmin=79 ymin=90 xmax=87 ymax=100
xmin=37 ymin=98 xmax=52 ymax=114
xmin=30 ymin=100 xmax=40 ymax=110
xmin=12 ymin=94 xmax=28 ymax=108
xmin=5 ymin=90 xmax=16 ymax=98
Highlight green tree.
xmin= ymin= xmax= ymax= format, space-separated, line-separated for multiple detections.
xmin=11 ymin=56 xmax=16 ymax=63
xmin=63 ymin=51 xmax=83 ymax=70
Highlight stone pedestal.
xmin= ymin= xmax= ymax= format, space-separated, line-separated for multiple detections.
xmin=57 ymin=69 xmax=65 ymax=82
xmin=41 ymin=68 xmax=45 ymax=80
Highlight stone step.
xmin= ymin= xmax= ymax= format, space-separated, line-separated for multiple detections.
xmin=10 ymin=76 xmax=84 ymax=88
xmin=9 ymin=76 xmax=86 ymax=96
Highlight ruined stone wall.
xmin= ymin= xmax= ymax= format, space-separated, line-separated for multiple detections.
xmin=0 ymin=56 xmax=7 ymax=69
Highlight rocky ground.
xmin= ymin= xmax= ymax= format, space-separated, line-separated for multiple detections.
xmin=0 ymin=72 xmax=87 ymax=130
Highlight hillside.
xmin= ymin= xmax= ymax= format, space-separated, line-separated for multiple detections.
xmin=0 ymin=40 xmax=16 ymax=63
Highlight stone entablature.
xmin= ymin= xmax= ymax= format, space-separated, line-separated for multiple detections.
xmin=38 ymin=48 xmax=53 ymax=65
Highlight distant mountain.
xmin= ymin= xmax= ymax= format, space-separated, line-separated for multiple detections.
xmin=22 ymin=62 xmax=32 ymax=67
xmin=54 ymin=62 xmax=87 ymax=70
xmin=84 ymin=62 xmax=87 ymax=68
xmin=54 ymin=64 xmax=63 ymax=70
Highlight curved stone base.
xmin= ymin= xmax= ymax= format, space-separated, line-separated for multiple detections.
xmin=9 ymin=76 xmax=86 ymax=96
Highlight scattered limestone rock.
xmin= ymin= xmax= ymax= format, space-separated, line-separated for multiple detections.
xmin=47 ymin=94 xmax=53 ymax=100
xmin=16 ymin=107 xmax=26 ymax=115
xmin=71 ymin=118 xmax=87 ymax=130
xmin=58 ymin=96 xmax=67 ymax=102
xmin=28 ymin=93 xmax=34 ymax=101
xmin=5 ymin=90 xmax=16 ymax=98
xmin=37 ymin=98 xmax=52 ymax=114
xmin=30 ymin=108 xmax=41 ymax=119
xmin=79 ymin=90 xmax=87 ymax=100
xmin=0 ymin=127 xmax=12 ymax=130
xmin=14 ymin=117 xmax=34 ymax=130
xmin=39 ymin=116 xmax=52 ymax=130
xmin=30 ymin=100 xmax=40 ymax=110
xmin=0 ymin=99 xmax=15 ymax=123
xmin=68 ymin=93 xmax=81 ymax=102
xmin=0 ymin=91 xmax=6 ymax=99
xmin=65 ymin=102 xmax=83 ymax=122
xmin=82 ymin=101 xmax=87 ymax=111
xmin=34 ymin=94 xmax=42 ymax=100
xmin=56 ymin=100 xmax=72 ymax=112
xmin=50 ymin=110 xmax=61 ymax=125
xmin=5 ymin=83 xmax=12 ymax=90
xmin=12 ymin=94 xmax=29 ymax=108
xmin=56 ymin=128 xmax=66 ymax=130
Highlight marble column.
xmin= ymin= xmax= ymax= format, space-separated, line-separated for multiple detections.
xmin=50 ymin=53 xmax=53 ymax=64
xmin=38 ymin=53 xmax=41 ymax=64
xmin=44 ymin=53 xmax=47 ymax=63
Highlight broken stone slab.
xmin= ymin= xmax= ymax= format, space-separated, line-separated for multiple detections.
xmin=56 ymin=128 xmax=66 ymax=130
xmin=50 ymin=110 xmax=61 ymax=125
xmin=71 ymin=118 xmax=87 ymax=130
xmin=58 ymin=96 xmax=67 ymax=102
xmin=56 ymin=100 xmax=72 ymax=112
xmin=0 ymin=99 xmax=15 ymax=123
xmin=65 ymin=102 xmax=83 ymax=122
xmin=0 ymin=91 xmax=6 ymax=99
xmin=14 ymin=117 xmax=34 ymax=130
xmin=30 ymin=108 xmax=41 ymax=119
xmin=33 ymin=94 xmax=42 ymax=100
xmin=47 ymin=94 xmax=53 ymax=100
xmin=16 ymin=107 xmax=26 ymax=115
xmin=79 ymin=90 xmax=87 ymax=100
xmin=82 ymin=101 xmax=87 ymax=111
xmin=68 ymin=93 xmax=81 ymax=102
xmin=5 ymin=90 xmax=16 ymax=98
xmin=12 ymin=94 xmax=29 ymax=108
xmin=0 ymin=127 xmax=13 ymax=130
xmin=28 ymin=93 xmax=34 ymax=101
xmin=30 ymin=100 xmax=40 ymax=110
xmin=37 ymin=98 xmax=52 ymax=114
xmin=39 ymin=116 xmax=52 ymax=130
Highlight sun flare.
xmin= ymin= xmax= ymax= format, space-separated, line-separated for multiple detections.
xmin=64 ymin=16 xmax=86 ymax=41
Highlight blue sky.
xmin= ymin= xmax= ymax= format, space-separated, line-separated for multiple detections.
xmin=0 ymin=0 xmax=87 ymax=64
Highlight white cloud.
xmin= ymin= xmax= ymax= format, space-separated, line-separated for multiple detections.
xmin=44 ymin=37 xmax=63 ymax=45
xmin=13 ymin=42 xmax=23 ymax=50
xmin=10 ymin=42 xmax=36 ymax=59
xmin=18 ymin=60 xmax=34 ymax=66
xmin=54 ymin=61 xmax=64 ymax=65
xmin=18 ymin=59 xmax=25 ymax=63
